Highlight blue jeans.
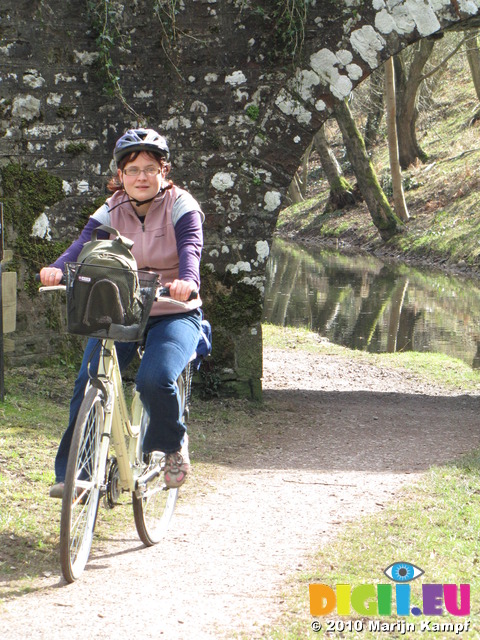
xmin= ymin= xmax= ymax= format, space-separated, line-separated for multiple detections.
xmin=55 ymin=309 xmax=202 ymax=482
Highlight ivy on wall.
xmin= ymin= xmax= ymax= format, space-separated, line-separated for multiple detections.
xmin=86 ymin=0 xmax=182 ymax=114
xmin=251 ymin=0 xmax=311 ymax=62
xmin=153 ymin=0 xmax=185 ymax=77
xmin=0 ymin=163 xmax=68 ymax=293
xmin=86 ymin=0 xmax=143 ymax=119
xmin=271 ymin=0 xmax=310 ymax=61
xmin=153 ymin=0 xmax=181 ymax=41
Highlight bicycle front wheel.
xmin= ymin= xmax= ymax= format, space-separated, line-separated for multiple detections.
xmin=132 ymin=373 xmax=188 ymax=546
xmin=132 ymin=409 xmax=179 ymax=545
xmin=132 ymin=460 xmax=178 ymax=546
xmin=60 ymin=387 xmax=107 ymax=582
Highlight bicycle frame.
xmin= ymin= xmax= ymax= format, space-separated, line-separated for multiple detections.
xmin=91 ymin=338 xmax=143 ymax=494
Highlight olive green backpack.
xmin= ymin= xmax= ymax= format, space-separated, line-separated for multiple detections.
xmin=66 ymin=225 xmax=156 ymax=341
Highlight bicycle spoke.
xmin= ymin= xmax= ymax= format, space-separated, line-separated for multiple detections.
xmin=60 ymin=388 xmax=107 ymax=582
xmin=132 ymin=372 xmax=186 ymax=546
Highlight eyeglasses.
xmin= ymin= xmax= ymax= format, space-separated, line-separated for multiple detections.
xmin=122 ymin=167 xmax=161 ymax=177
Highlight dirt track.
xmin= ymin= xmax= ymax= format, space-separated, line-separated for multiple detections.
xmin=1 ymin=345 xmax=479 ymax=639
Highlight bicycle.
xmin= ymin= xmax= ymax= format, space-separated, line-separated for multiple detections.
xmin=40 ymin=262 xmax=204 ymax=583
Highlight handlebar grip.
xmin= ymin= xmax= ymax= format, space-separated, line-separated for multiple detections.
xmin=157 ymin=286 xmax=198 ymax=301
xmin=35 ymin=273 xmax=66 ymax=285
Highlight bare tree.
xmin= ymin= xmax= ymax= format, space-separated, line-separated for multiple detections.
xmin=395 ymin=34 xmax=468 ymax=169
xmin=465 ymin=31 xmax=480 ymax=124
xmin=312 ymin=126 xmax=356 ymax=212
xmin=287 ymin=171 xmax=306 ymax=204
xmin=287 ymin=140 xmax=313 ymax=204
xmin=385 ymin=56 xmax=409 ymax=222
xmin=364 ymin=67 xmax=385 ymax=150
xmin=394 ymin=39 xmax=435 ymax=169
xmin=334 ymin=98 xmax=403 ymax=241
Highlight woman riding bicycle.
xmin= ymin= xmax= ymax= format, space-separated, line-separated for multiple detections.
xmin=40 ymin=128 xmax=204 ymax=497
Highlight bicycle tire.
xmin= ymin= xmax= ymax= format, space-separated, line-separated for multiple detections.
xmin=132 ymin=372 xmax=188 ymax=546
xmin=60 ymin=386 xmax=107 ymax=582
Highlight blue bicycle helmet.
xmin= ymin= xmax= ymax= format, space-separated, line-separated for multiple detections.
xmin=113 ymin=128 xmax=170 ymax=165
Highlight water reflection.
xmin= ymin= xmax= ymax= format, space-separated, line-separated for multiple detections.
xmin=263 ymin=238 xmax=480 ymax=368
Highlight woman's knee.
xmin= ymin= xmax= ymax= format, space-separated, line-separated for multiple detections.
xmin=136 ymin=368 xmax=175 ymax=395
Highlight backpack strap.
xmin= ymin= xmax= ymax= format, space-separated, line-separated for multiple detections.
xmin=192 ymin=319 xmax=212 ymax=370
xmin=91 ymin=224 xmax=134 ymax=250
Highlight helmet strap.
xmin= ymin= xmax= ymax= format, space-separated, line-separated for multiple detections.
xmin=109 ymin=187 xmax=167 ymax=212
xmin=131 ymin=193 xmax=159 ymax=207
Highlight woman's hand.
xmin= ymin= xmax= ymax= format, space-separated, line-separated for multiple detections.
xmin=166 ymin=279 xmax=197 ymax=302
xmin=40 ymin=267 xmax=63 ymax=286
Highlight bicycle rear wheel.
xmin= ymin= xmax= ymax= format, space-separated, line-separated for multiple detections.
xmin=60 ymin=387 xmax=107 ymax=582
xmin=132 ymin=371 xmax=189 ymax=546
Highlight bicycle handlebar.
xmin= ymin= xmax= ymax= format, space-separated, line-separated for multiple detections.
xmin=36 ymin=274 xmax=199 ymax=302
xmin=155 ymin=286 xmax=198 ymax=301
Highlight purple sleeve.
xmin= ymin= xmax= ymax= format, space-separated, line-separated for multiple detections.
xmin=51 ymin=218 xmax=108 ymax=270
xmin=175 ymin=211 xmax=203 ymax=287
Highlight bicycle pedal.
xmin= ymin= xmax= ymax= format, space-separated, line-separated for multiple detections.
xmin=136 ymin=465 xmax=161 ymax=491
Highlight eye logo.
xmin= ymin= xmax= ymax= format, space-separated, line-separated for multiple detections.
xmin=384 ymin=562 xmax=424 ymax=583
xmin=310 ymin=561 xmax=470 ymax=619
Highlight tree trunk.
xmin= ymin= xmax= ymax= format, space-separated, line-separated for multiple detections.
xmin=286 ymin=172 xmax=305 ymax=204
xmin=298 ymin=138 xmax=313 ymax=198
xmin=287 ymin=139 xmax=313 ymax=204
xmin=465 ymin=31 xmax=480 ymax=124
xmin=334 ymin=98 xmax=403 ymax=241
xmin=364 ymin=66 xmax=385 ymax=150
xmin=394 ymin=39 xmax=435 ymax=169
xmin=385 ymin=56 xmax=409 ymax=222
xmin=466 ymin=32 xmax=480 ymax=98
xmin=312 ymin=126 xmax=356 ymax=211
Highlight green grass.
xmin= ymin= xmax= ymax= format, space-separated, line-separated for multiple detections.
xmin=377 ymin=350 xmax=480 ymax=391
xmin=262 ymin=322 xmax=345 ymax=353
xmin=0 ymin=368 xmax=70 ymax=596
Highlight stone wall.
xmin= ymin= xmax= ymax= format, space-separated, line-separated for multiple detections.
xmin=1 ymin=0 xmax=479 ymax=396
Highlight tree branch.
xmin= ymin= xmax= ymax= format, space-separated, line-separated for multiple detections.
xmin=421 ymin=35 xmax=469 ymax=81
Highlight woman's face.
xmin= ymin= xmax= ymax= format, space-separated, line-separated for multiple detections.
xmin=118 ymin=151 xmax=166 ymax=203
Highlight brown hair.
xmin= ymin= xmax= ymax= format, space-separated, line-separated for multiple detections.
xmin=107 ymin=150 xmax=173 ymax=193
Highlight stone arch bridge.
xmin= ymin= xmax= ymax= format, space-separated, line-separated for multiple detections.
xmin=1 ymin=0 xmax=479 ymax=396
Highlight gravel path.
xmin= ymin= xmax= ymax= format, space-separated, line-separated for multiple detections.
xmin=1 ymin=346 xmax=479 ymax=639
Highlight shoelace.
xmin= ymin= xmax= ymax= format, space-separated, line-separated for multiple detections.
xmin=165 ymin=452 xmax=184 ymax=471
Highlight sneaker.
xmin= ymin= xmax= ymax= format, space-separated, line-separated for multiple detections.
xmin=49 ymin=482 xmax=64 ymax=499
xmin=49 ymin=481 xmax=88 ymax=503
xmin=164 ymin=435 xmax=190 ymax=489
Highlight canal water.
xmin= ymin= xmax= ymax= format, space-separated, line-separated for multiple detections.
xmin=262 ymin=238 xmax=480 ymax=369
